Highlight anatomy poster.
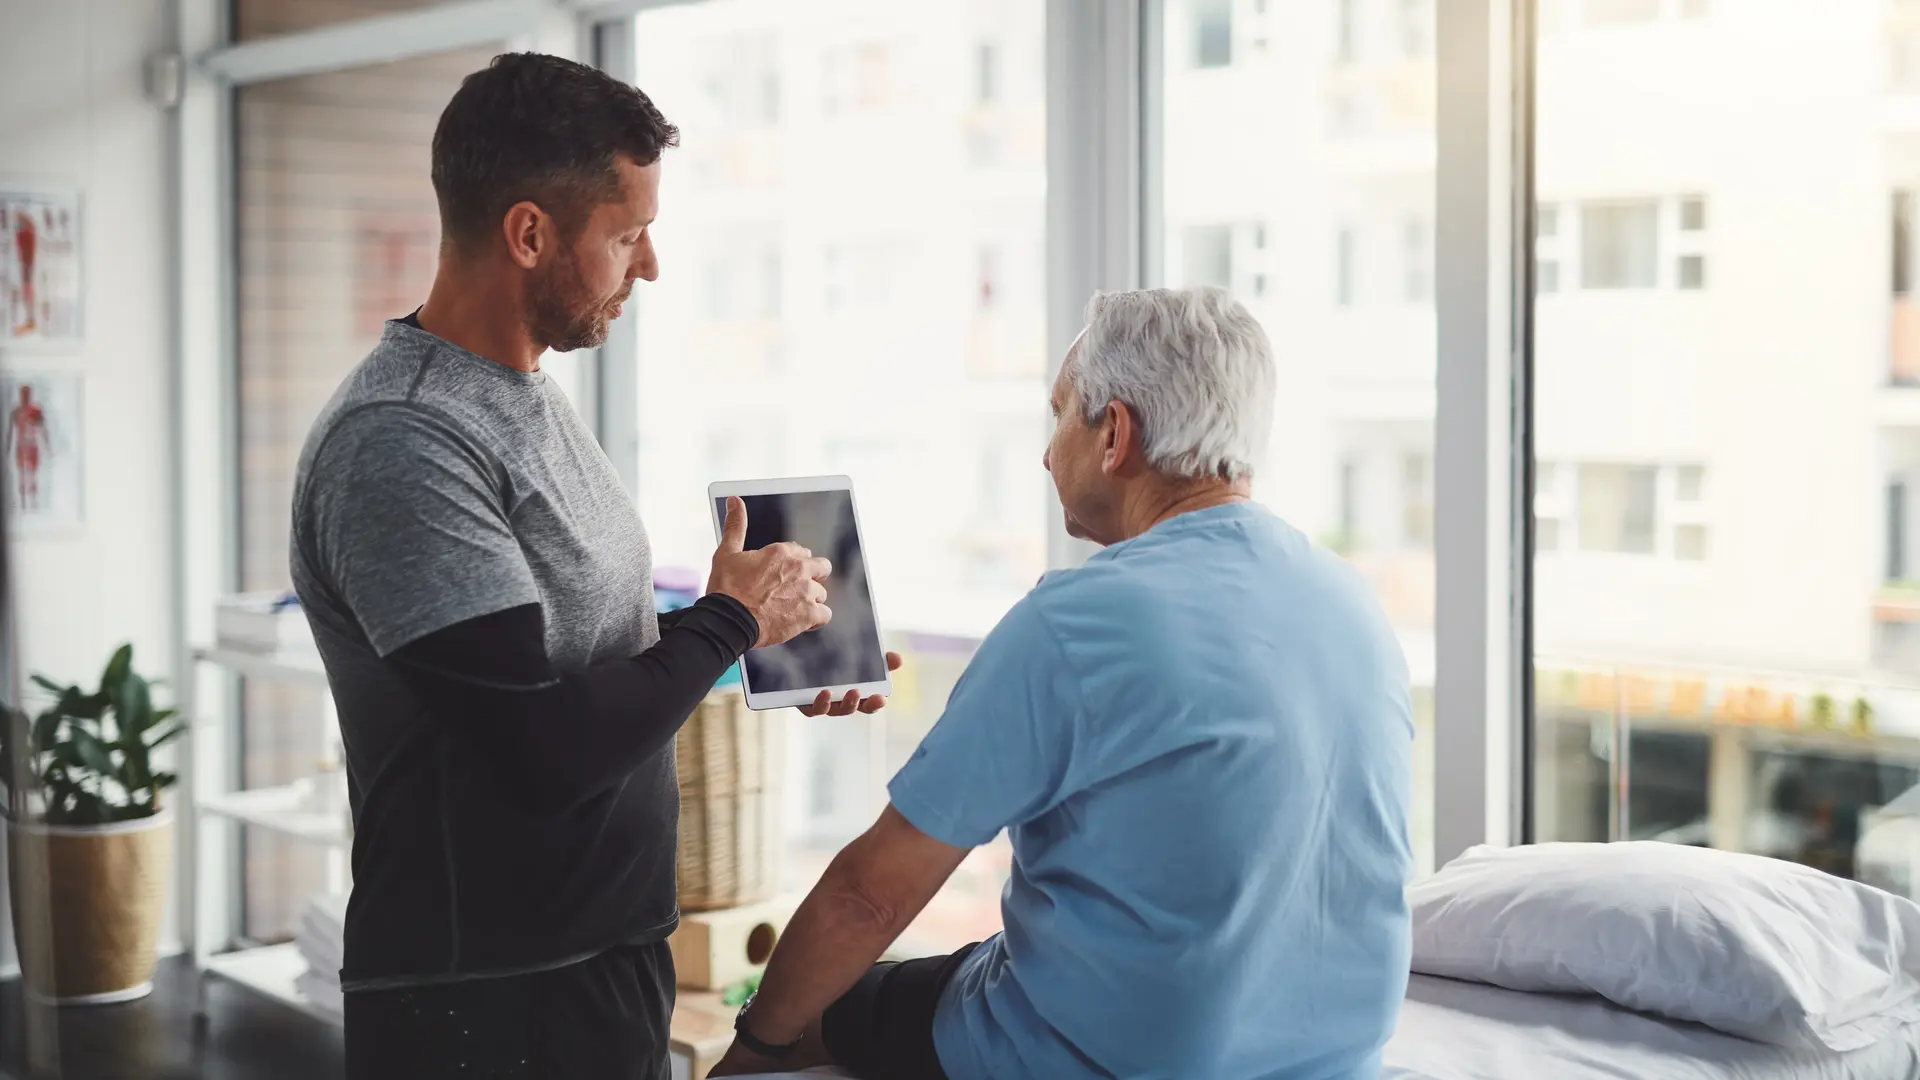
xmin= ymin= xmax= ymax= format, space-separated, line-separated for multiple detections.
xmin=1 ymin=191 xmax=83 ymax=346
xmin=1 ymin=370 xmax=82 ymax=533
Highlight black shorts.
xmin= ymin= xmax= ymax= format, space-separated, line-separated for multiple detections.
xmin=821 ymin=942 xmax=981 ymax=1080
xmin=343 ymin=941 xmax=674 ymax=1080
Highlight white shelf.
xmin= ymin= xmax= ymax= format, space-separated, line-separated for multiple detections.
xmin=197 ymin=784 xmax=349 ymax=848
xmin=204 ymin=943 xmax=340 ymax=1026
xmin=194 ymin=646 xmax=331 ymax=687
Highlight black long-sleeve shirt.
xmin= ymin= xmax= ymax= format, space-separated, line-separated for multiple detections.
xmin=389 ymin=596 xmax=756 ymax=816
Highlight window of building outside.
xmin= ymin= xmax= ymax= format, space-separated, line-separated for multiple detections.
xmin=1335 ymin=0 xmax=1360 ymax=65
xmin=1576 ymin=464 xmax=1657 ymax=555
xmin=1533 ymin=7 xmax=1920 ymax=901
xmin=1183 ymin=224 xmax=1234 ymax=290
xmin=1402 ymin=216 xmax=1430 ymax=302
xmin=626 ymin=0 xmax=1046 ymax=954
xmin=1159 ymin=0 xmax=1438 ymax=876
xmin=233 ymin=44 xmax=524 ymax=941
xmin=1192 ymin=0 xmax=1234 ymax=69
xmin=1579 ymin=200 xmax=1659 ymax=289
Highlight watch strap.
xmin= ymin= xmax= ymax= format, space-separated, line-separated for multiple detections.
xmin=733 ymin=994 xmax=801 ymax=1060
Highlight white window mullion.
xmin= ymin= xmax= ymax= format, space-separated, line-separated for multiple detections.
xmin=1434 ymin=0 xmax=1528 ymax=864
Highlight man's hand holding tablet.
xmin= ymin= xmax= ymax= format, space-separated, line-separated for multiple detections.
xmin=707 ymin=495 xmax=834 ymax=645
xmin=705 ymin=492 xmax=901 ymax=716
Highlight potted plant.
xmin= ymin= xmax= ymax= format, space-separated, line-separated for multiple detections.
xmin=1 ymin=644 xmax=184 ymax=1003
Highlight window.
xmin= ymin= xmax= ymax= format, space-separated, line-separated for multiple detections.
xmin=1537 ymin=203 xmax=1563 ymax=293
xmin=1677 ymin=255 xmax=1706 ymax=290
xmin=1403 ymin=216 xmax=1431 ymax=302
xmin=824 ymin=41 xmax=896 ymax=115
xmin=1535 ymin=463 xmax=1565 ymax=552
xmin=1398 ymin=0 xmax=1433 ymax=59
xmin=1541 ymin=195 xmax=1705 ymax=293
xmin=1895 ymin=192 xmax=1914 ymax=299
xmin=1533 ymin=6 xmax=1917 ymax=895
xmin=701 ymin=34 xmax=781 ymax=128
xmin=1161 ymin=0 xmax=1436 ymax=875
xmin=235 ymin=45 xmax=504 ymax=941
xmin=975 ymin=40 xmax=1000 ymax=105
xmin=1672 ymin=196 xmax=1709 ymax=290
xmin=1183 ymin=224 xmax=1234 ymax=289
xmin=630 ymin=0 xmax=1045 ymax=952
xmin=1577 ymin=464 xmax=1658 ymax=554
xmin=1338 ymin=456 xmax=1360 ymax=552
xmin=1580 ymin=200 xmax=1660 ymax=289
xmin=1336 ymin=0 xmax=1361 ymax=64
xmin=1401 ymin=452 xmax=1433 ymax=549
xmin=1192 ymin=0 xmax=1234 ymax=68
xmin=1336 ymin=225 xmax=1358 ymax=306
xmin=1537 ymin=463 xmax=1707 ymax=560
xmin=1679 ymin=195 xmax=1707 ymax=232
xmin=1892 ymin=481 xmax=1910 ymax=582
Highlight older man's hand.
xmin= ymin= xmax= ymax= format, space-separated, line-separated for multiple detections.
xmin=797 ymin=651 xmax=903 ymax=717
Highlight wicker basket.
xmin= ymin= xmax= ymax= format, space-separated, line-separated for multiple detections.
xmin=676 ymin=692 xmax=782 ymax=913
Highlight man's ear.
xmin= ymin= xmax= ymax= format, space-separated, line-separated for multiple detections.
xmin=500 ymin=201 xmax=552 ymax=270
xmin=1101 ymin=400 xmax=1140 ymax=476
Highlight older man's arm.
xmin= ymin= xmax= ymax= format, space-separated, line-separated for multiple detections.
xmin=717 ymin=804 xmax=970 ymax=1067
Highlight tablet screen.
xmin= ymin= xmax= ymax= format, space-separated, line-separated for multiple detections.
xmin=715 ymin=489 xmax=888 ymax=693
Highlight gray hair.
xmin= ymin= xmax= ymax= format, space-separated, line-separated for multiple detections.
xmin=1067 ymin=287 xmax=1275 ymax=482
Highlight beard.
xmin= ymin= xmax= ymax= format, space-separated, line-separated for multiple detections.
xmin=527 ymin=250 xmax=626 ymax=353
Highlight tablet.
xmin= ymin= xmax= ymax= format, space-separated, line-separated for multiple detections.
xmin=708 ymin=475 xmax=893 ymax=711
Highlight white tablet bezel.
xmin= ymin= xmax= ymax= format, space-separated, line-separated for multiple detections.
xmin=708 ymin=474 xmax=894 ymax=711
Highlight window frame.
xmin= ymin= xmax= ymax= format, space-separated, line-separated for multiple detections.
xmin=174 ymin=0 xmax=1538 ymax=965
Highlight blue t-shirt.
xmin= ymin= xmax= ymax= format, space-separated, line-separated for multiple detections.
xmin=888 ymin=503 xmax=1414 ymax=1080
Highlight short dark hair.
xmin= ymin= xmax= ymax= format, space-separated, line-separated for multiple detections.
xmin=431 ymin=53 xmax=679 ymax=251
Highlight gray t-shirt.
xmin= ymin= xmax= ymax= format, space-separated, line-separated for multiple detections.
xmin=291 ymin=318 xmax=673 ymax=989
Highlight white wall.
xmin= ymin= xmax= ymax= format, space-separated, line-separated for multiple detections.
xmin=0 ymin=0 xmax=180 ymax=970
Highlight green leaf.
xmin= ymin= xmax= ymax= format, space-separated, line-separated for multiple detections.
xmin=123 ymin=740 xmax=151 ymax=792
xmin=116 ymin=673 xmax=153 ymax=740
xmin=98 ymin=644 xmax=133 ymax=698
xmin=31 ymin=709 xmax=62 ymax=754
xmin=150 ymin=770 xmax=178 ymax=790
xmin=106 ymin=801 xmax=155 ymax=823
xmin=60 ymin=789 xmax=109 ymax=827
xmin=145 ymin=722 xmax=187 ymax=752
xmin=58 ymin=689 xmax=109 ymax=724
xmin=65 ymin=728 xmax=116 ymax=780
xmin=29 ymin=674 xmax=69 ymax=696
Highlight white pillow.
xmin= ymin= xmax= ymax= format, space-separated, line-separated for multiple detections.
xmin=1409 ymin=842 xmax=1920 ymax=1052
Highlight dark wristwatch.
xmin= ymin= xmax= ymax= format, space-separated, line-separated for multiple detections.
xmin=733 ymin=993 xmax=802 ymax=1060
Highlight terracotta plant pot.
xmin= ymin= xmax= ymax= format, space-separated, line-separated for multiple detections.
xmin=8 ymin=810 xmax=172 ymax=1004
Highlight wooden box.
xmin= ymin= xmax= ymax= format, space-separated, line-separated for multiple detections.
xmin=668 ymin=894 xmax=801 ymax=992
xmin=669 ymin=989 xmax=740 ymax=1080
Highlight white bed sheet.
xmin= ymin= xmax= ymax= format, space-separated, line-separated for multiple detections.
xmin=723 ymin=976 xmax=1920 ymax=1080
xmin=1385 ymin=974 xmax=1920 ymax=1080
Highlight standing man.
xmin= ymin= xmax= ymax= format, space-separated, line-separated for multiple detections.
xmin=291 ymin=54 xmax=894 ymax=1080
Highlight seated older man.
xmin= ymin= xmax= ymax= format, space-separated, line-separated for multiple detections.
xmin=710 ymin=287 xmax=1414 ymax=1080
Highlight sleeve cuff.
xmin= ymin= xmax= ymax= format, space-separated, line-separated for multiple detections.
xmin=683 ymin=593 xmax=759 ymax=657
xmin=888 ymin=773 xmax=996 ymax=850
